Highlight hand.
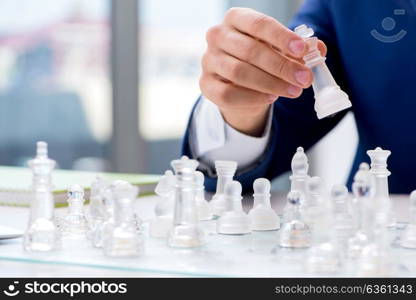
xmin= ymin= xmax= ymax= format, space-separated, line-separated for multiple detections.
xmin=200 ymin=8 xmax=327 ymax=136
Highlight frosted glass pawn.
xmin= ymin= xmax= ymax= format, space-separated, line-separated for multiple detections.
xmin=168 ymin=156 xmax=205 ymax=247
xmin=295 ymin=24 xmax=351 ymax=119
xmin=23 ymin=141 xmax=60 ymax=252
xmin=211 ymin=160 xmax=238 ymax=217
xmin=217 ymin=181 xmax=251 ymax=235
xmin=62 ymin=185 xmax=88 ymax=237
xmin=348 ymin=163 xmax=372 ymax=259
xmin=367 ymin=147 xmax=395 ymax=228
xmin=150 ymin=170 xmax=176 ymax=238
xmin=331 ymin=185 xmax=355 ymax=247
xmin=248 ymin=178 xmax=280 ymax=231
xmin=399 ymin=191 xmax=416 ymax=248
xmin=283 ymin=147 xmax=309 ymax=223
xmin=279 ymin=191 xmax=311 ymax=248
xmin=194 ymin=171 xmax=213 ymax=221
xmin=104 ymin=181 xmax=144 ymax=257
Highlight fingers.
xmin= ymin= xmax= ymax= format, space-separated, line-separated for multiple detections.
xmin=208 ymin=28 xmax=312 ymax=88
xmin=199 ymin=73 xmax=277 ymax=110
xmin=223 ymin=7 xmax=306 ymax=57
xmin=202 ymin=50 xmax=303 ymax=98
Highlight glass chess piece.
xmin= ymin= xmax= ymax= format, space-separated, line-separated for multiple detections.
xmin=348 ymin=163 xmax=373 ymax=259
xmin=61 ymin=185 xmax=89 ymax=237
xmin=367 ymin=147 xmax=396 ymax=228
xmin=295 ymin=24 xmax=351 ymax=119
xmin=302 ymin=176 xmax=326 ymax=228
xmin=217 ymin=181 xmax=251 ymax=235
xmin=305 ymin=185 xmax=343 ymax=275
xmin=194 ymin=171 xmax=213 ymax=221
xmin=210 ymin=160 xmax=238 ymax=217
xmin=283 ymin=147 xmax=310 ymax=223
xmin=279 ymin=190 xmax=311 ymax=248
xmin=168 ymin=156 xmax=205 ymax=248
xmin=23 ymin=141 xmax=60 ymax=252
xmin=248 ymin=178 xmax=280 ymax=231
xmin=104 ymin=181 xmax=144 ymax=257
xmin=399 ymin=190 xmax=416 ymax=248
xmin=330 ymin=184 xmax=355 ymax=248
xmin=86 ymin=176 xmax=108 ymax=240
xmin=150 ymin=170 xmax=176 ymax=238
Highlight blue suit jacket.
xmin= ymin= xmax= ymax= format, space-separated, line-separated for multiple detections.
xmin=183 ymin=0 xmax=416 ymax=194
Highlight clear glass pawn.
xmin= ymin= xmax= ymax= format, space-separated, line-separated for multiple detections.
xmin=86 ymin=176 xmax=108 ymax=240
xmin=283 ymin=147 xmax=310 ymax=223
xmin=168 ymin=156 xmax=205 ymax=247
xmin=348 ymin=163 xmax=372 ymax=259
xmin=150 ymin=170 xmax=176 ymax=238
xmin=248 ymin=178 xmax=280 ymax=231
xmin=330 ymin=185 xmax=355 ymax=247
xmin=295 ymin=24 xmax=351 ymax=119
xmin=399 ymin=190 xmax=416 ymax=248
xmin=23 ymin=141 xmax=60 ymax=252
xmin=61 ymin=185 xmax=88 ymax=237
xmin=279 ymin=190 xmax=311 ymax=248
xmin=211 ymin=160 xmax=238 ymax=217
xmin=217 ymin=181 xmax=251 ymax=235
xmin=104 ymin=181 xmax=144 ymax=257
xmin=302 ymin=176 xmax=326 ymax=228
xmin=194 ymin=171 xmax=213 ymax=221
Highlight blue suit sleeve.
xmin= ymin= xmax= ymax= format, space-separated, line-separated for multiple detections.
xmin=183 ymin=0 xmax=350 ymax=193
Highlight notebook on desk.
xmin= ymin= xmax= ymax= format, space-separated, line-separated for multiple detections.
xmin=0 ymin=166 xmax=160 ymax=207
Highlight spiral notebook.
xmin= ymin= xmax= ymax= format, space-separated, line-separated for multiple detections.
xmin=0 ymin=166 xmax=160 ymax=207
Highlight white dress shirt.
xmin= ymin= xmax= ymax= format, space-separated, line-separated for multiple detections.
xmin=189 ymin=97 xmax=273 ymax=172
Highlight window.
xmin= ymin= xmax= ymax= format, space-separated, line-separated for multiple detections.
xmin=138 ymin=0 xmax=226 ymax=140
xmin=0 ymin=0 xmax=111 ymax=170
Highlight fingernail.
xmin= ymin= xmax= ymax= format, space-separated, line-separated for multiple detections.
xmin=267 ymin=95 xmax=277 ymax=103
xmin=289 ymin=39 xmax=305 ymax=55
xmin=287 ymin=85 xmax=302 ymax=97
xmin=294 ymin=70 xmax=310 ymax=86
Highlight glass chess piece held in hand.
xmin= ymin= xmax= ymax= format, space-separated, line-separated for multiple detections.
xmin=217 ymin=180 xmax=251 ymax=235
xmin=168 ymin=156 xmax=205 ymax=248
xmin=211 ymin=160 xmax=238 ymax=217
xmin=399 ymin=190 xmax=416 ymax=248
xmin=104 ymin=181 xmax=144 ymax=257
xmin=23 ymin=141 xmax=60 ymax=252
xmin=294 ymin=24 xmax=352 ymax=119
xmin=61 ymin=185 xmax=89 ymax=237
xmin=248 ymin=178 xmax=280 ymax=231
xmin=279 ymin=190 xmax=311 ymax=248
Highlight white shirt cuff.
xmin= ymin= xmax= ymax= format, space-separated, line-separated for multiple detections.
xmin=189 ymin=97 xmax=272 ymax=170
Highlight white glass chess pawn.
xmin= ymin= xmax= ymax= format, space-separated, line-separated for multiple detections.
xmin=367 ymin=147 xmax=396 ymax=228
xmin=194 ymin=171 xmax=213 ymax=221
xmin=294 ymin=24 xmax=351 ymax=119
xmin=305 ymin=185 xmax=342 ymax=275
xmin=348 ymin=163 xmax=373 ymax=259
xmin=357 ymin=212 xmax=395 ymax=277
xmin=150 ymin=170 xmax=176 ymax=238
xmin=279 ymin=190 xmax=311 ymax=248
xmin=283 ymin=147 xmax=309 ymax=223
xmin=302 ymin=176 xmax=326 ymax=228
xmin=168 ymin=156 xmax=205 ymax=247
xmin=23 ymin=141 xmax=60 ymax=252
xmin=104 ymin=181 xmax=144 ymax=257
xmin=248 ymin=178 xmax=280 ymax=231
xmin=61 ymin=185 xmax=88 ymax=237
xmin=399 ymin=191 xmax=416 ymax=248
xmin=217 ymin=181 xmax=251 ymax=235
xmin=330 ymin=185 xmax=355 ymax=247
xmin=86 ymin=176 xmax=107 ymax=240
xmin=211 ymin=160 xmax=238 ymax=217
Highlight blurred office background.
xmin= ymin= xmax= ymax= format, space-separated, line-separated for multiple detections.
xmin=0 ymin=0 xmax=357 ymax=189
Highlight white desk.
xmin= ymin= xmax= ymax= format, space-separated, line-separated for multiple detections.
xmin=0 ymin=193 xmax=414 ymax=277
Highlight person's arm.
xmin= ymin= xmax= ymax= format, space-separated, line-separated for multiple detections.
xmin=183 ymin=1 xmax=350 ymax=192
